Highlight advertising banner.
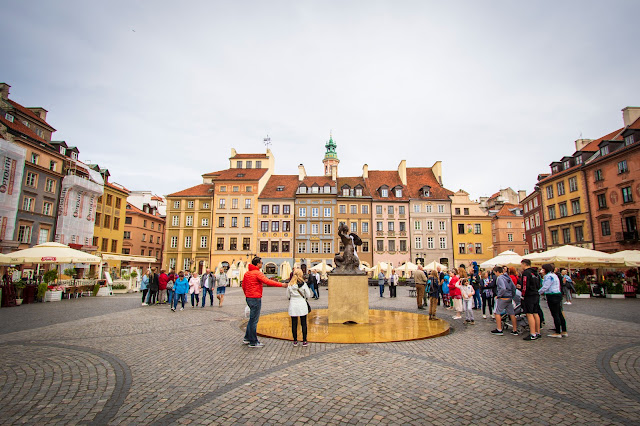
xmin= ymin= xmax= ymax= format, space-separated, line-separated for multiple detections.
xmin=54 ymin=174 xmax=104 ymax=246
xmin=0 ymin=138 xmax=26 ymax=242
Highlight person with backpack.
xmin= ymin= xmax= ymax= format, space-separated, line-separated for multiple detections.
xmin=172 ymin=271 xmax=189 ymax=312
xmin=442 ymin=272 xmax=451 ymax=309
xmin=520 ymin=259 xmax=541 ymax=341
xmin=561 ymin=269 xmax=574 ymax=305
xmin=481 ymin=271 xmax=495 ymax=319
xmin=414 ymin=265 xmax=427 ymax=310
xmin=491 ymin=266 xmax=519 ymax=336
xmin=471 ymin=261 xmax=482 ymax=309
xmin=460 ymin=278 xmax=475 ymax=325
xmin=427 ymin=270 xmax=440 ymax=320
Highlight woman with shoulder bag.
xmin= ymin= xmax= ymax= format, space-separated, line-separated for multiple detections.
xmin=189 ymin=272 xmax=201 ymax=308
xmin=287 ymin=268 xmax=312 ymax=347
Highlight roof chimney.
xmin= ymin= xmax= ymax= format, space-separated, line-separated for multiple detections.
xmin=0 ymin=83 xmax=10 ymax=100
xmin=331 ymin=165 xmax=337 ymax=181
xmin=362 ymin=164 xmax=368 ymax=179
xmin=298 ymin=164 xmax=307 ymax=181
xmin=574 ymin=139 xmax=593 ymax=152
xmin=622 ymin=107 xmax=640 ymax=127
xmin=431 ymin=161 xmax=443 ymax=185
xmin=518 ymin=190 xmax=527 ymax=203
xmin=398 ymin=160 xmax=407 ymax=185
xmin=28 ymin=107 xmax=48 ymax=121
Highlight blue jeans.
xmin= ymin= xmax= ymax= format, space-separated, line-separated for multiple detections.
xmin=244 ymin=297 xmax=262 ymax=344
xmin=379 ymin=285 xmax=384 ymax=297
xmin=202 ymin=287 xmax=214 ymax=306
xmin=473 ymin=289 xmax=482 ymax=309
xmin=190 ymin=293 xmax=200 ymax=307
xmin=310 ymin=283 xmax=319 ymax=298
xmin=173 ymin=293 xmax=186 ymax=309
xmin=167 ymin=290 xmax=175 ymax=307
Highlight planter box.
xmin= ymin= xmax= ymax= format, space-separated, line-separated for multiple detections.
xmin=96 ymin=287 xmax=112 ymax=297
xmin=15 ymin=298 xmax=23 ymax=306
xmin=575 ymin=294 xmax=590 ymax=298
xmin=606 ymin=294 xmax=625 ymax=299
xmin=44 ymin=290 xmax=63 ymax=302
xmin=112 ymin=289 xmax=128 ymax=294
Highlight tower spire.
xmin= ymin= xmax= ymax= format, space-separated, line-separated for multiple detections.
xmin=323 ymin=132 xmax=339 ymax=177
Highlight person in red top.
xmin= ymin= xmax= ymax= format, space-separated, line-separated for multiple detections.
xmin=242 ymin=256 xmax=287 ymax=348
xmin=449 ymin=268 xmax=463 ymax=319
xmin=509 ymin=267 xmax=519 ymax=287
xmin=158 ymin=270 xmax=169 ymax=304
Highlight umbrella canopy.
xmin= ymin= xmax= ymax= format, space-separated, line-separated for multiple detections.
xmin=280 ymin=261 xmax=292 ymax=279
xmin=238 ymin=261 xmax=247 ymax=282
xmin=5 ymin=242 xmax=101 ymax=264
xmin=399 ymin=261 xmax=419 ymax=271
xmin=524 ymin=245 xmax=624 ymax=267
xmin=0 ymin=253 xmax=12 ymax=265
xmin=385 ymin=262 xmax=393 ymax=279
xmin=424 ymin=260 xmax=448 ymax=272
xmin=371 ymin=263 xmax=382 ymax=278
xmin=613 ymin=250 xmax=640 ymax=267
xmin=479 ymin=250 xmax=523 ymax=269
xmin=310 ymin=260 xmax=333 ymax=273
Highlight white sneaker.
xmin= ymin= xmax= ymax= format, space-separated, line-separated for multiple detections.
xmin=482 ymin=314 xmax=486 ymax=319
xmin=566 ymin=302 xmax=572 ymax=305
xmin=563 ymin=301 xmax=568 ymax=304
xmin=180 ymin=307 xmax=184 ymax=311
xmin=142 ymin=303 xmax=148 ymax=306
xmin=452 ymin=316 xmax=462 ymax=319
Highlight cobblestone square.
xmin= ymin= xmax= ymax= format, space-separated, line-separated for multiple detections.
xmin=1 ymin=287 xmax=639 ymax=425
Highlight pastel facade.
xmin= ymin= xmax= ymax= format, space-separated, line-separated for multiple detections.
xmin=490 ymin=204 xmax=527 ymax=256
xmin=337 ymin=176 xmax=373 ymax=268
xmin=522 ymin=185 xmax=546 ymax=254
xmin=123 ymin=202 xmax=165 ymax=271
xmin=450 ymin=190 xmax=492 ymax=266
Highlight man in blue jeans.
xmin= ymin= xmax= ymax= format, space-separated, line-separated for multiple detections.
xmin=242 ymin=256 xmax=287 ymax=348
xmin=200 ymin=268 xmax=215 ymax=307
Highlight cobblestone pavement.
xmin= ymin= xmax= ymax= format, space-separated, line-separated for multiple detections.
xmin=0 ymin=286 xmax=639 ymax=425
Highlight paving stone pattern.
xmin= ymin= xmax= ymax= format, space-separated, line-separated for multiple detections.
xmin=0 ymin=286 xmax=639 ymax=425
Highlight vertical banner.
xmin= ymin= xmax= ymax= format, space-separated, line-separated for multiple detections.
xmin=0 ymin=139 xmax=27 ymax=242
xmin=54 ymin=174 xmax=103 ymax=246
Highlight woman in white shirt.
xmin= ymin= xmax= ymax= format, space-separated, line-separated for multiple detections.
xmin=287 ymin=268 xmax=312 ymax=347
xmin=389 ymin=269 xmax=399 ymax=298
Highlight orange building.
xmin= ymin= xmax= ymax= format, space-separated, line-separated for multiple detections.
xmin=123 ymin=202 xmax=165 ymax=270
xmin=490 ymin=203 xmax=527 ymax=256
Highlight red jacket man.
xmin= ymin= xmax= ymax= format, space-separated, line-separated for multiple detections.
xmin=158 ymin=272 xmax=169 ymax=291
xmin=242 ymin=257 xmax=286 ymax=348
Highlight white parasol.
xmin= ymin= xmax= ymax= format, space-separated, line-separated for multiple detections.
xmin=479 ymin=250 xmax=523 ymax=269
xmin=5 ymin=242 xmax=101 ymax=264
xmin=424 ymin=260 xmax=448 ymax=272
xmin=280 ymin=261 xmax=292 ymax=279
xmin=613 ymin=250 xmax=640 ymax=267
xmin=524 ymin=245 xmax=624 ymax=267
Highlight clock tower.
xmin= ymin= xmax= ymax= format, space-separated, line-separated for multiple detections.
xmin=323 ymin=133 xmax=339 ymax=177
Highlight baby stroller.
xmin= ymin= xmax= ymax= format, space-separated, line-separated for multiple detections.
xmin=500 ymin=291 xmax=529 ymax=333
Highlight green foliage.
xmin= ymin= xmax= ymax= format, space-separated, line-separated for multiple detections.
xmin=398 ymin=277 xmax=407 ymax=282
xmin=63 ymin=268 xmax=76 ymax=277
xmin=121 ymin=272 xmax=130 ymax=280
xmin=43 ymin=269 xmax=58 ymax=284
xmin=84 ymin=270 xmax=97 ymax=279
xmin=112 ymin=284 xmax=127 ymax=290
xmin=130 ymin=270 xmax=138 ymax=278
xmin=37 ymin=282 xmax=48 ymax=300
xmin=574 ymin=279 xmax=589 ymax=295
xmin=92 ymin=283 xmax=100 ymax=297
xmin=605 ymin=280 xmax=624 ymax=294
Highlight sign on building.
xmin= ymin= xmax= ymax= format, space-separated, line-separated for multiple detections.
xmin=0 ymin=138 xmax=26 ymax=242
xmin=55 ymin=173 xmax=104 ymax=246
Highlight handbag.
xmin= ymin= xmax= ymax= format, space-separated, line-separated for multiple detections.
xmin=166 ymin=280 xmax=174 ymax=291
xmin=296 ymin=286 xmax=311 ymax=314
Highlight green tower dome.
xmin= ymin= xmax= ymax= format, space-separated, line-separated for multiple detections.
xmin=324 ymin=134 xmax=338 ymax=160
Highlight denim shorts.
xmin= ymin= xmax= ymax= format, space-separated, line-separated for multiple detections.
xmin=216 ymin=286 xmax=226 ymax=294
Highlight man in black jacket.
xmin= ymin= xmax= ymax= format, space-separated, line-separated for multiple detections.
xmin=520 ymin=259 xmax=541 ymax=340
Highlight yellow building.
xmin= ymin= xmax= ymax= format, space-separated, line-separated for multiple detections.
xmin=450 ymin=190 xmax=493 ymax=266
xmin=539 ymin=143 xmax=596 ymax=249
xmin=90 ymin=166 xmax=129 ymax=272
xmin=164 ymin=184 xmax=213 ymax=273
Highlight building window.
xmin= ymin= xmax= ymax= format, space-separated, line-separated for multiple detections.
xmin=113 ymin=217 xmax=120 ymax=230
xmin=376 ymin=221 xmax=383 ymax=231
xmin=22 ymin=197 xmax=34 ymax=212
xmin=283 ymin=221 xmax=290 ymax=232
xmin=229 ymin=238 xmax=237 ymax=250
xmin=617 ymin=160 xmax=628 ymax=174
xmin=381 ymin=188 xmax=388 ymax=197
xmin=17 ymin=225 xmax=31 ymax=243
xmin=546 ymin=185 xmax=554 ymax=199
xmin=376 ymin=240 xmax=384 ymax=251
xmin=437 ymin=205 xmax=444 ymax=213
xmin=622 ymin=186 xmax=633 ymax=204
xmin=439 ymin=237 xmax=447 ymax=249
xmin=415 ymin=237 xmax=423 ymax=249
xmin=350 ymin=222 xmax=357 ymax=233
xmin=388 ymin=222 xmax=394 ymax=232
xmin=414 ymin=204 xmax=421 ymax=213
xmin=243 ymin=217 xmax=250 ymax=228
xmin=297 ymin=242 xmax=306 ymax=253
xmin=245 ymin=199 xmax=252 ymax=209
xmin=298 ymin=223 xmax=306 ymax=234
xmin=415 ymin=221 xmax=422 ymax=231
xmin=361 ymin=205 xmax=368 ymax=215
xmin=547 ymin=206 xmax=556 ymax=220
xmin=425 ymin=205 xmax=432 ymax=213
xmin=30 ymin=153 xmax=39 ymax=164
xmin=535 ymin=213 xmax=540 ymax=227
xmin=525 ymin=218 xmax=530 ymax=231
xmin=101 ymin=238 xmax=109 ymax=251
xmin=426 ymin=221 xmax=433 ymax=231
xmin=321 ymin=241 xmax=331 ymax=253
xmin=218 ymin=217 xmax=224 ymax=227
xmin=202 ymin=218 xmax=209 ymax=226
xmin=44 ymin=178 xmax=55 ymax=193
xmin=594 ymin=169 xmax=603 ymax=182
xmin=186 ymin=216 xmax=193 ymax=226
xmin=231 ymin=217 xmax=238 ymax=227
xmin=260 ymin=221 xmax=269 ymax=232
xmin=104 ymin=215 xmax=111 ymax=228
xmin=387 ymin=206 xmax=394 ymax=215
xmin=283 ymin=205 xmax=290 ymax=215
xmin=551 ymin=230 xmax=559 ymax=245
xmin=312 ymin=207 xmax=319 ymax=217
xmin=298 ymin=207 xmax=306 ymax=217
xmin=322 ymin=207 xmax=330 ymax=217
xmin=457 ymin=223 xmax=465 ymax=234
xmin=463 ymin=208 xmax=469 ymax=215
xmin=273 ymin=221 xmax=281 ymax=232
xmin=361 ymin=222 xmax=368 ymax=233
xmin=339 ymin=205 xmax=346 ymax=214
xmin=270 ymin=241 xmax=279 ymax=252
xmin=398 ymin=206 xmax=405 ymax=215
xmin=232 ymin=199 xmax=238 ymax=209
xmin=260 ymin=205 xmax=269 ymax=215
xmin=475 ymin=243 xmax=482 ymax=254
xmin=427 ymin=237 xmax=434 ymax=249
xmin=25 ymin=172 xmax=37 ymax=187
xmin=571 ymin=200 xmax=581 ymax=215
xmin=455 ymin=208 xmax=461 ymax=215
xmin=439 ymin=221 xmax=446 ymax=231
xmin=38 ymin=228 xmax=49 ymax=244
xmin=459 ymin=243 xmax=466 ymax=254
xmin=474 ymin=224 xmax=481 ymax=234
xmin=558 ymin=203 xmax=568 ymax=218
xmin=281 ymin=241 xmax=290 ymax=252
xmin=172 ymin=216 xmax=179 ymax=226
xmin=111 ymin=240 xmax=118 ymax=252
xmin=310 ymin=242 xmax=319 ymax=253
xmin=507 ymin=233 xmax=513 ymax=242
xmin=376 ymin=205 xmax=383 ymax=215
xmin=575 ymin=226 xmax=584 ymax=242
xmin=387 ymin=240 xmax=395 ymax=252
xmin=243 ymin=238 xmax=250 ymax=250
xmin=568 ymin=177 xmax=578 ymax=192
xmin=199 ymin=236 xmax=207 ymax=248
xmin=217 ymin=238 xmax=224 ymax=250
xmin=601 ymin=221 xmax=611 ymax=236
xmin=597 ymin=194 xmax=607 ymax=209
xmin=202 ymin=202 xmax=210 ymax=209
xmin=562 ymin=228 xmax=571 ymax=244
xmin=124 ymin=231 xmax=130 ymax=240
xmin=350 ymin=205 xmax=357 ymax=214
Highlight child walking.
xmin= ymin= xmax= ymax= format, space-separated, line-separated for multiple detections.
xmin=461 ymin=278 xmax=475 ymax=324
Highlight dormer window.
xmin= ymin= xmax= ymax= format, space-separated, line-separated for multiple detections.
xmin=552 ymin=165 xmax=559 ymax=173
xmin=355 ymin=187 xmax=363 ymax=196
xmin=59 ymin=146 xmax=66 ymax=155
xmin=342 ymin=186 xmax=350 ymax=196
xmin=276 ymin=186 xmax=285 ymax=191
xmin=563 ymin=160 xmax=571 ymax=170
xmin=575 ymin=156 xmax=583 ymax=165
xmin=236 ymin=161 xmax=243 ymax=168
xmin=311 ymin=185 xmax=319 ymax=193
xmin=256 ymin=161 xmax=262 ymax=168
xmin=600 ymin=146 xmax=609 ymax=156
xmin=324 ymin=184 xmax=331 ymax=193
xmin=236 ymin=173 xmax=245 ymax=177
xmin=299 ymin=185 xmax=307 ymax=194
xmin=625 ymin=135 xmax=635 ymax=146
xmin=421 ymin=186 xmax=431 ymax=197
xmin=246 ymin=161 xmax=252 ymax=169
xmin=395 ymin=188 xmax=402 ymax=197
xmin=381 ymin=188 xmax=388 ymax=197
xmin=71 ymin=152 xmax=78 ymax=160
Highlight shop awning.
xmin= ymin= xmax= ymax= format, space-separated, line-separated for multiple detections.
xmin=101 ymin=254 xmax=157 ymax=263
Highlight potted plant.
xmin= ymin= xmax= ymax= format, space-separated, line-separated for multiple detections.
xmin=573 ymin=279 xmax=590 ymax=298
xmin=605 ymin=280 xmax=625 ymax=299
xmin=14 ymin=281 xmax=25 ymax=305
xmin=111 ymin=283 xmax=128 ymax=294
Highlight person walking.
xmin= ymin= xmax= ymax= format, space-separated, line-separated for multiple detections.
xmin=461 ymin=278 xmax=475 ymax=324
xmin=147 ymin=268 xmax=159 ymax=305
xmin=540 ymin=264 xmax=567 ymax=338
xmin=491 ymin=266 xmax=519 ymax=336
xmin=308 ymin=268 xmax=319 ymax=300
xmin=561 ymin=269 xmax=574 ymax=305
xmin=427 ymin=270 xmax=440 ymax=320
xmin=521 ymin=259 xmax=541 ymax=341
xmin=442 ymin=272 xmax=451 ymax=309
xmin=287 ymin=268 xmax=312 ymax=347
xmin=200 ymin=268 xmax=215 ymax=307
xmin=242 ymin=256 xmax=287 ymax=348
xmin=216 ymin=266 xmax=228 ymax=307
xmin=166 ymin=269 xmax=177 ymax=308
xmin=414 ymin=265 xmax=427 ymax=310
xmin=189 ymin=272 xmax=201 ymax=308
xmin=172 ymin=271 xmax=189 ymax=312
xmin=449 ymin=268 xmax=463 ymax=319
xmin=377 ymin=271 xmax=386 ymax=297
xmin=470 ymin=265 xmax=482 ymax=310
xmin=389 ymin=269 xmax=399 ymax=298
xmin=158 ymin=269 xmax=169 ymax=304
xmin=481 ymin=271 xmax=495 ymax=319
xmin=141 ymin=270 xmax=150 ymax=305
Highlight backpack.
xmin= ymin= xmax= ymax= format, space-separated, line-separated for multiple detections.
xmin=166 ymin=280 xmax=174 ymax=291
xmin=442 ymin=275 xmax=450 ymax=294
xmin=426 ymin=278 xmax=432 ymax=294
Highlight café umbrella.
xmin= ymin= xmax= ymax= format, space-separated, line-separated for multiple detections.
xmin=612 ymin=250 xmax=640 ymax=267
xmin=5 ymin=242 xmax=101 ymax=264
xmin=424 ymin=260 xmax=448 ymax=271
xmin=524 ymin=245 xmax=624 ymax=267
xmin=479 ymin=250 xmax=523 ymax=269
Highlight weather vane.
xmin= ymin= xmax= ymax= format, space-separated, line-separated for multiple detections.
xmin=263 ymin=135 xmax=271 ymax=149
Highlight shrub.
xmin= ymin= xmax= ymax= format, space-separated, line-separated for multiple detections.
xmin=37 ymin=282 xmax=48 ymax=300
xmin=112 ymin=284 xmax=127 ymax=290
xmin=43 ymin=269 xmax=58 ymax=284
xmin=574 ymin=279 xmax=589 ymax=295
xmin=92 ymin=283 xmax=100 ymax=297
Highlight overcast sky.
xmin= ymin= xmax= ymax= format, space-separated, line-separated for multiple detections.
xmin=4 ymin=1 xmax=639 ymax=200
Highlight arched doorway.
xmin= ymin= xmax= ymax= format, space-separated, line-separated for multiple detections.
xmin=264 ymin=262 xmax=277 ymax=276
xmin=198 ymin=261 xmax=205 ymax=275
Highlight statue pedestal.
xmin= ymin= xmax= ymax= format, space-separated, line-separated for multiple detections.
xmin=328 ymin=274 xmax=369 ymax=324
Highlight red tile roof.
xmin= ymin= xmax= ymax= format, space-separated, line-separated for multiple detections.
xmin=0 ymin=114 xmax=55 ymax=149
xmin=259 ymin=175 xmax=299 ymax=199
xmin=629 ymin=116 xmax=640 ymax=130
xmin=230 ymin=153 xmax=268 ymax=159
xmin=406 ymin=167 xmax=454 ymax=200
xmin=580 ymin=128 xmax=624 ymax=152
xmin=337 ymin=177 xmax=371 ymax=197
xmin=126 ymin=203 xmax=163 ymax=219
xmin=202 ymin=168 xmax=267 ymax=181
xmin=151 ymin=195 xmax=163 ymax=201
xmin=167 ymin=183 xmax=214 ymax=197
xmin=494 ymin=203 xmax=523 ymax=218
xmin=300 ymin=176 xmax=336 ymax=187
xmin=364 ymin=170 xmax=408 ymax=201
xmin=105 ymin=181 xmax=130 ymax=195
xmin=6 ymin=99 xmax=55 ymax=130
